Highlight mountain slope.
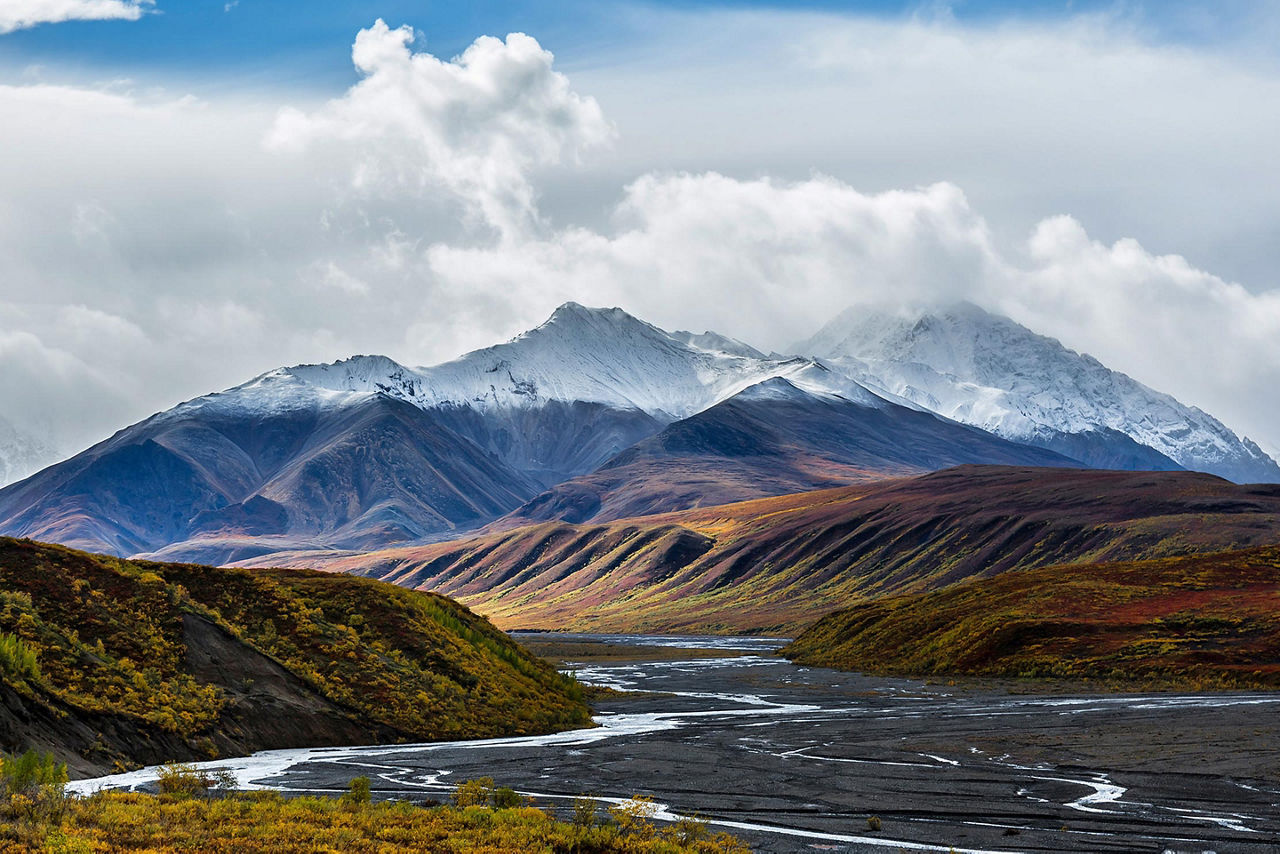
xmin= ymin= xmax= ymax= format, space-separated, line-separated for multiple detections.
xmin=782 ymin=545 xmax=1280 ymax=689
xmin=0 ymin=537 xmax=589 ymax=777
xmin=0 ymin=303 xmax=1025 ymax=560
xmin=495 ymin=377 xmax=1074 ymax=527
xmin=0 ymin=391 xmax=538 ymax=559
xmin=267 ymin=466 xmax=1280 ymax=634
xmin=794 ymin=302 xmax=1280 ymax=482
xmin=7 ymin=300 xmax=1275 ymax=562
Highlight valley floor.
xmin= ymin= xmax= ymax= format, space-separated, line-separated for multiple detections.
xmin=73 ymin=634 xmax=1280 ymax=853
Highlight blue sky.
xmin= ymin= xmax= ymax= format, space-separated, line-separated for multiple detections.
xmin=4 ymin=1 xmax=1268 ymax=90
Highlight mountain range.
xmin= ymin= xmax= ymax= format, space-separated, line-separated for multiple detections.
xmin=0 ymin=301 xmax=1276 ymax=564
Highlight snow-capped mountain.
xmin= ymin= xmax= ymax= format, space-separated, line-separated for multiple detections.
xmin=178 ymin=302 xmax=886 ymax=488
xmin=5 ymin=299 xmax=1275 ymax=562
xmin=794 ymin=302 xmax=1280 ymax=483
xmin=256 ymin=302 xmax=882 ymax=420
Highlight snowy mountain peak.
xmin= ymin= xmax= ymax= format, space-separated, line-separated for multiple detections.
xmin=171 ymin=303 xmax=890 ymax=430
xmin=530 ymin=302 xmax=666 ymax=342
xmin=671 ymin=330 xmax=768 ymax=360
xmin=797 ymin=302 xmax=1280 ymax=483
xmin=281 ymin=355 xmax=423 ymax=400
xmin=733 ymin=376 xmax=823 ymax=403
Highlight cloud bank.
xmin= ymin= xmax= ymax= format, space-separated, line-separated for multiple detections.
xmin=427 ymin=173 xmax=1280 ymax=462
xmin=266 ymin=20 xmax=612 ymax=239
xmin=1 ymin=11 xmax=1279 ymax=480
xmin=0 ymin=0 xmax=152 ymax=33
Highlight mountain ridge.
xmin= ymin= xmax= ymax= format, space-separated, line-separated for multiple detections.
xmin=2 ymin=301 xmax=1274 ymax=561
xmin=795 ymin=301 xmax=1279 ymax=483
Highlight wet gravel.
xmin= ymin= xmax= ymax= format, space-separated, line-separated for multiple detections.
xmin=76 ymin=633 xmax=1280 ymax=853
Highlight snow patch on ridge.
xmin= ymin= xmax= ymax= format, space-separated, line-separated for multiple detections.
xmin=170 ymin=303 xmax=890 ymax=425
xmin=795 ymin=302 xmax=1280 ymax=482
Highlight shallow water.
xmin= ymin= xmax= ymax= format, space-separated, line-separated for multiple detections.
xmin=72 ymin=633 xmax=1280 ymax=853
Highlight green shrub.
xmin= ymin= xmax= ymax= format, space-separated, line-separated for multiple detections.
xmin=572 ymin=796 xmax=599 ymax=828
xmin=0 ymin=633 xmax=40 ymax=684
xmin=0 ymin=748 xmax=67 ymax=821
xmin=670 ymin=815 xmax=710 ymax=844
xmin=155 ymin=761 xmax=234 ymax=799
xmin=452 ymin=777 xmax=495 ymax=808
xmin=344 ymin=775 xmax=372 ymax=805
xmin=492 ymin=786 xmax=523 ymax=809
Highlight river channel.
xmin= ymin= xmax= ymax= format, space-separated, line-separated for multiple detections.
xmin=71 ymin=633 xmax=1280 ymax=853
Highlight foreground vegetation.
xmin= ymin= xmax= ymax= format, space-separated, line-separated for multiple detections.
xmin=0 ymin=751 xmax=748 ymax=853
xmin=785 ymin=545 xmax=1280 ymax=690
xmin=0 ymin=537 xmax=590 ymax=773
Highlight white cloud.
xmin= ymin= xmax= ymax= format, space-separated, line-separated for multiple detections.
xmin=571 ymin=7 xmax=1280 ymax=289
xmin=267 ymin=20 xmax=613 ymax=239
xmin=0 ymin=0 xmax=153 ymax=33
xmin=426 ymin=171 xmax=1280 ymax=453
xmin=427 ymin=174 xmax=999 ymax=346
xmin=1 ymin=10 xmax=1279 ymax=474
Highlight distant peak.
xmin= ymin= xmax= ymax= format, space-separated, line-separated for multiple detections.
xmin=528 ymin=302 xmax=667 ymax=341
xmin=548 ymin=301 xmax=630 ymax=321
xmin=732 ymin=376 xmax=811 ymax=402
xmin=670 ymin=329 xmax=768 ymax=360
xmin=282 ymin=353 xmax=412 ymax=378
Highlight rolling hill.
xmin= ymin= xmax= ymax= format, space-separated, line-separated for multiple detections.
xmin=0 ymin=537 xmax=589 ymax=777
xmin=256 ymin=466 xmax=1280 ymax=634
xmin=782 ymin=545 xmax=1280 ymax=689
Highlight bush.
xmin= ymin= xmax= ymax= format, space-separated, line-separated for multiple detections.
xmin=492 ymin=786 xmax=523 ymax=809
xmin=0 ymin=749 xmax=67 ymax=821
xmin=452 ymin=777 xmax=495 ymax=808
xmin=866 ymin=815 xmax=882 ymax=831
xmin=0 ymin=633 xmax=40 ymax=684
xmin=155 ymin=761 xmax=234 ymax=799
xmin=669 ymin=815 xmax=710 ymax=844
xmin=572 ymin=796 xmax=598 ymax=828
xmin=344 ymin=775 xmax=371 ymax=805
xmin=609 ymin=796 xmax=658 ymax=839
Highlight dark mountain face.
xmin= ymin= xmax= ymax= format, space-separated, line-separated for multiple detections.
xmin=428 ymin=399 xmax=665 ymax=489
xmin=0 ymin=395 xmax=541 ymax=558
xmin=1029 ymin=427 xmax=1184 ymax=473
xmin=494 ymin=381 xmax=1076 ymax=528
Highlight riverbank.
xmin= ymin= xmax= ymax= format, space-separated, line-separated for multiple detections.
xmin=71 ymin=634 xmax=1280 ymax=852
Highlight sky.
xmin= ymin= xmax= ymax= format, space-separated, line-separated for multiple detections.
xmin=1 ymin=0 xmax=1279 ymax=475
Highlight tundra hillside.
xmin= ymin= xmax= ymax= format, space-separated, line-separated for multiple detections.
xmin=784 ymin=545 xmax=1280 ymax=690
xmin=0 ymin=538 xmax=590 ymax=776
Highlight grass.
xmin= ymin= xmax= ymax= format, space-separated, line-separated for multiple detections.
xmin=0 ymin=753 xmax=750 ymax=853
xmin=783 ymin=545 xmax=1280 ymax=691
